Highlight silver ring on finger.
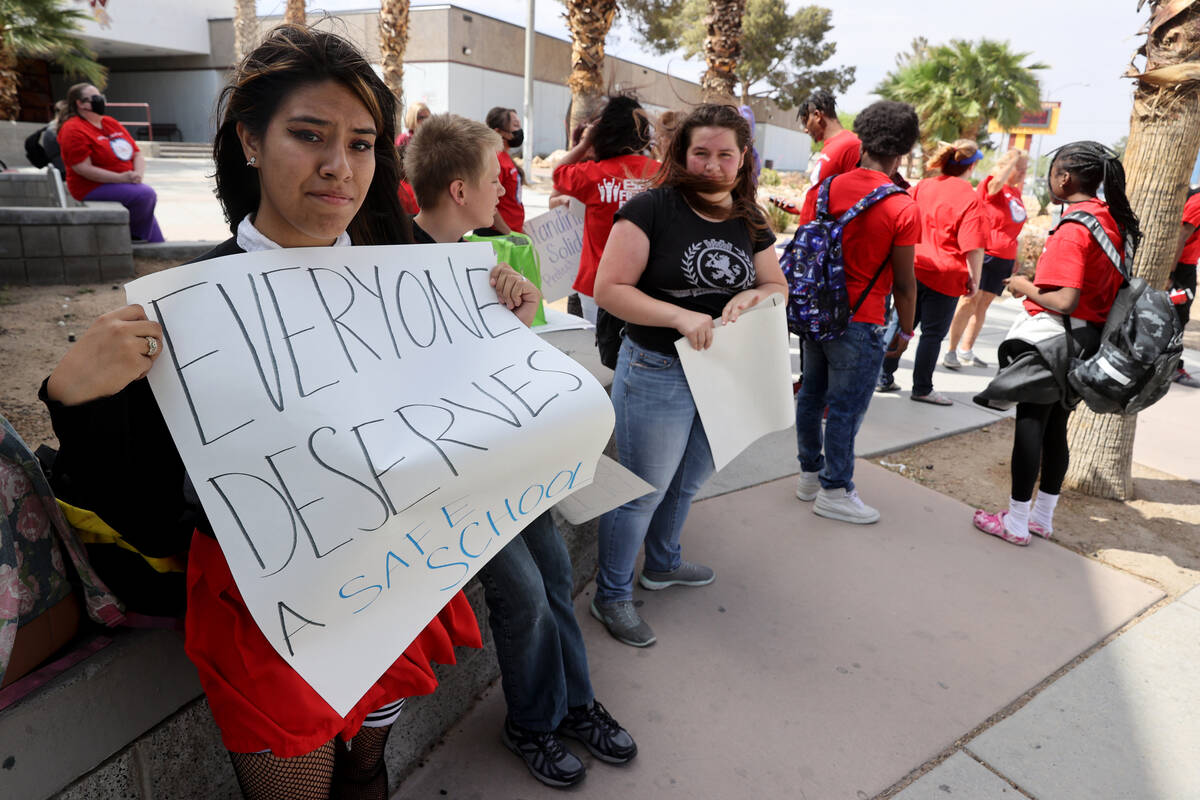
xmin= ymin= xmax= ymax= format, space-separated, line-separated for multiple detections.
xmin=145 ymin=336 xmax=158 ymax=357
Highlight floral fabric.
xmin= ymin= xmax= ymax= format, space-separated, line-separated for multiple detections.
xmin=0 ymin=416 xmax=123 ymax=684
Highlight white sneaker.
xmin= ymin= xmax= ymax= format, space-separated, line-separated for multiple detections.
xmin=942 ymin=350 xmax=961 ymax=370
xmin=795 ymin=471 xmax=821 ymax=501
xmin=813 ymin=487 xmax=881 ymax=524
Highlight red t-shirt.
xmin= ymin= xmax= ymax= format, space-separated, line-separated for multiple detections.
xmin=552 ymin=154 xmax=660 ymax=296
xmin=977 ymin=174 xmax=1028 ymax=260
xmin=1025 ymin=199 xmax=1125 ymax=325
xmin=910 ymin=175 xmax=987 ymax=297
xmin=799 ymin=167 xmax=922 ymax=325
xmin=1180 ymin=192 xmax=1200 ymax=265
xmin=496 ymin=150 xmax=524 ymax=233
xmin=397 ymin=180 xmax=419 ymax=215
xmin=57 ymin=115 xmax=141 ymax=200
xmin=804 ymin=129 xmax=862 ymax=209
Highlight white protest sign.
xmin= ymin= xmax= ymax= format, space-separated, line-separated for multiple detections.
xmin=524 ymin=205 xmax=585 ymax=303
xmin=125 ymin=243 xmax=615 ymax=716
xmin=554 ymin=454 xmax=655 ymax=525
xmin=674 ymin=295 xmax=794 ymax=471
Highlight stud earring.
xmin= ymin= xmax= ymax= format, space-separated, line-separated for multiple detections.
xmin=246 ymin=156 xmax=257 ymax=167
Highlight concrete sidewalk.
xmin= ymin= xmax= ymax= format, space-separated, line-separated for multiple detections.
xmin=394 ymin=307 xmax=1200 ymax=799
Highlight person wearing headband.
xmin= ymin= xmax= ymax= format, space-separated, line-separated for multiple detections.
xmin=878 ymin=139 xmax=986 ymax=404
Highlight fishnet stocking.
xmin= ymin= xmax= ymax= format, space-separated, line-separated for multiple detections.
xmin=332 ymin=724 xmax=392 ymax=800
xmin=229 ymin=741 xmax=336 ymax=800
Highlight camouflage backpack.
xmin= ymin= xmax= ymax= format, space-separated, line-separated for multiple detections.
xmin=1061 ymin=211 xmax=1184 ymax=414
xmin=781 ymin=175 xmax=904 ymax=341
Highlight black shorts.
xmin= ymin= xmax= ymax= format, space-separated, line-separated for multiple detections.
xmin=980 ymin=255 xmax=1015 ymax=296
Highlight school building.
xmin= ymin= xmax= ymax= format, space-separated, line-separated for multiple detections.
xmin=21 ymin=1 xmax=812 ymax=170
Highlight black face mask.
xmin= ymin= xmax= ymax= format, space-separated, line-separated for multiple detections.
xmin=508 ymin=129 xmax=524 ymax=149
xmin=86 ymin=94 xmax=106 ymax=115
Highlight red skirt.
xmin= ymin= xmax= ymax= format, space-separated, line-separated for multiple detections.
xmin=183 ymin=531 xmax=481 ymax=756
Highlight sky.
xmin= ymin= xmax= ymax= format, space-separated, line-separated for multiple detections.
xmin=256 ymin=0 xmax=1149 ymax=153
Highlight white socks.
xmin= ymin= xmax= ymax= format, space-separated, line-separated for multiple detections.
xmin=1007 ymin=498 xmax=1031 ymax=538
xmin=1031 ymin=491 xmax=1059 ymax=533
xmin=957 ymin=348 xmax=975 ymax=360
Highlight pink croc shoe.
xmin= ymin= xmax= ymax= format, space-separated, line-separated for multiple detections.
xmin=1028 ymin=521 xmax=1053 ymax=539
xmin=973 ymin=509 xmax=1031 ymax=546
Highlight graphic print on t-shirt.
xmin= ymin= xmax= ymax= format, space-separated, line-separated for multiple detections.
xmin=671 ymin=237 xmax=754 ymax=296
xmin=1009 ymin=196 xmax=1027 ymax=223
xmin=597 ymin=176 xmax=651 ymax=205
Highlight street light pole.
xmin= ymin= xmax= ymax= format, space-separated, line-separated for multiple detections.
xmin=523 ymin=0 xmax=536 ymax=184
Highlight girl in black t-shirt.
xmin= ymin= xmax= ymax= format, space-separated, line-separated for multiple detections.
xmin=590 ymin=104 xmax=788 ymax=648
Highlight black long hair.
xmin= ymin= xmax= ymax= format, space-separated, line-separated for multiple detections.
xmin=591 ymin=94 xmax=651 ymax=162
xmin=212 ymin=24 xmax=411 ymax=245
xmin=1049 ymin=141 xmax=1142 ymax=255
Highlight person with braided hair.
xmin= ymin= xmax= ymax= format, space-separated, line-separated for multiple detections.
xmin=974 ymin=141 xmax=1141 ymax=545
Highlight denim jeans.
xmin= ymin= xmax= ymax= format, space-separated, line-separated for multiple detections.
xmin=879 ymin=281 xmax=959 ymax=395
xmin=476 ymin=510 xmax=593 ymax=731
xmin=596 ymin=337 xmax=715 ymax=604
xmin=796 ymin=322 xmax=885 ymax=491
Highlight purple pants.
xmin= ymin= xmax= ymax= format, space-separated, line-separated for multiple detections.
xmin=84 ymin=182 xmax=164 ymax=242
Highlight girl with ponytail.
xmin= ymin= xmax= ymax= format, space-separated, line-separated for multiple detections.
xmin=878 ymin=139 xmax=987 ymax=404
xmin=974 ymin=141 xmax=1138 ymax=546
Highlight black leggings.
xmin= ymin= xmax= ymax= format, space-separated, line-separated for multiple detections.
xmin=1011 ymin=401 xmax=1071 ymax=502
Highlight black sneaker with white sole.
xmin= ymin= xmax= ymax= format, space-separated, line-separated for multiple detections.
xmin=502 ymin=717 xmax=586 ymax=788
xmin=557 ymin=700 xmax=638 ymax=764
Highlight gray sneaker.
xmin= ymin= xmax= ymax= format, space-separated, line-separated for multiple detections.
xmin=813 ymin=487 xmax=881 ymax=524
xmin=639 ymin=560 xmax=715 ymax=590
xmin=590 ymin=599 xmax=656 ymax=647
xmin=796 ymin=470 xmax=821 ymax=502
xmin=943 ymin=350 xmax=962 ymax=370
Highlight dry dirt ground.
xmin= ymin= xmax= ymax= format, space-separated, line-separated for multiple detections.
xmin=2 ymin=265 xmax=1198 ymax=601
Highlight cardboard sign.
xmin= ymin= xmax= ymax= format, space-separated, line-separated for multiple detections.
xmin=524 ymin=205 xmax=586 ymax=303
xmin=675 ymin=295 xmax=794 ymax=471
xmin=125 ymin=242 xmax=615 ymax=715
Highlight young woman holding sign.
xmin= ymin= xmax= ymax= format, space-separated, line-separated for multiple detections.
xmin=37 ymin=26 xmax=538 ymax=800
xmin=591 ymin=104 xmax=788 ymax=648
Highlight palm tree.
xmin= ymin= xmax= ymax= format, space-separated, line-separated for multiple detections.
xmin=876 ymin=38 xmax=1044 ymax=153
xmin=700 ymin=0 xmax=746 ymax=101
xmin=565 ymin=0 xmax=618 ymax=134
xmin=380 ymin=0 xmax=410 ymax=107
xmin=284 ymin=0 xmax=306 ymax=26
xmin=1064 ymin=0 xmax=1200 ymax=500
xmin=233 ymin=0 xmax=258 ymax=63
xmin=0 ymin=0 xmax=105 ymax=120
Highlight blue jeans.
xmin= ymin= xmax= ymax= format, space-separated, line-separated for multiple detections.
xmin=796 ymin=322 xmax=885 ymax=491
xmin=596 ymin=337 xmax=715 ymax=604
xmin=476 ymin=511 xmax=593 ymax=731
xmin=879 ymin=281 xmax=959 ymax=395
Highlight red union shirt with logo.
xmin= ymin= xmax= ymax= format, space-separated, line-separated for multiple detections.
xmin=552 ymin=154 xmax=660 ymax=295
xmin=57 ymin=115 xmax=141 ymax=200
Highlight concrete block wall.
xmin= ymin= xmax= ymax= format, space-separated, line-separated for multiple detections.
xmin=0 ymin=171 xmax=65 ymax=208
xmin=0 ymin=203 xmax=133 ymax=284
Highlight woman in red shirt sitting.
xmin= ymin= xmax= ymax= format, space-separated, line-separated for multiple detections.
xmin=974 ymin=142 xmax=1140 ymax=545
xmin=56 ymin=83 xmax=164 ymax=242
xmin=878 ymin=139 xmax=986 ymax=404
xmin=945 ymin=148 xmax=1028 ymax=369
xmin=553 ymin=95 xmax=659 ymax=323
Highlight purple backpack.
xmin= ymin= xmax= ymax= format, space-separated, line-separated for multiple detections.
xmin=782 ymin=176 xmax=904 ymax=341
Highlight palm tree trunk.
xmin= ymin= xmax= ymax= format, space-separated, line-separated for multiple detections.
xmin=701 ymin=0 xmax=746 ymax=101
xmin=233 ymin=0 xmax=258 ymax=63
xmin=1064 ymin=0 xmax=1200 ymax=500
xmin=0 ymin=31 xmax=19 ymax=121
xmin=380 ymin=0 xmax=411 ymax=105
xmin=284 ymin=0 xmax=306 ymax=26
xmin=565 ymin=0 xmax=618 ymax=135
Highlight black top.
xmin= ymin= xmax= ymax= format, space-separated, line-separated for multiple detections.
xmin=616 ymin=187 xmax=774 ymax=354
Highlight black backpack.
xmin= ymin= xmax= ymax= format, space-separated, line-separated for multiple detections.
xmin=1061 ymin=210 xmax=1184 ymax=414
xmin=24 ymin=126 xmax=50 ymax=168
